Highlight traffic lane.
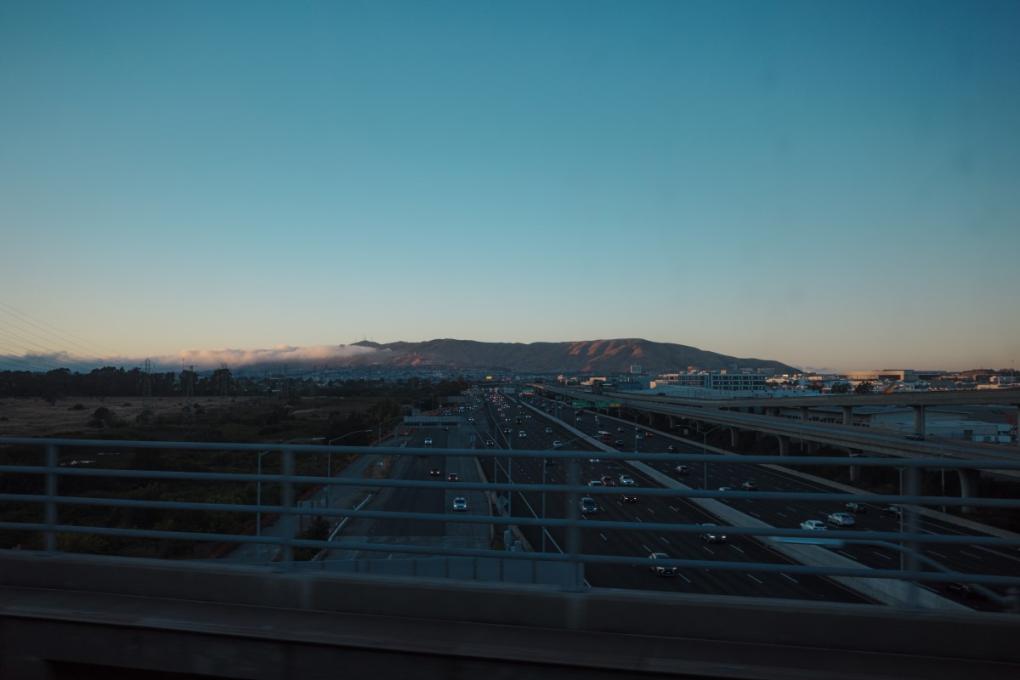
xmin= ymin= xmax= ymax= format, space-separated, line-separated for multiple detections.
xmin=361 ymin=428 xmax=448 ymax=537
xmin=510 ymin=400 xmax=865 ymax=602
xmin=565 ymin=405 xmax=1011 ymax=607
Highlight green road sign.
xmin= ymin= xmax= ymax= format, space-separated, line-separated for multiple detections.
xmin=571 ymin=400 xmax=594 ymax=408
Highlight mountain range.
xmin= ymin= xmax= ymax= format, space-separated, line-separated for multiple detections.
xmin=347 ymin=338 xmax=797 ymax=374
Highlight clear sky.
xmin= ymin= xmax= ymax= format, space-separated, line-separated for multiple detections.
xmin=1 ymin=0 xmax=1018 ymax=371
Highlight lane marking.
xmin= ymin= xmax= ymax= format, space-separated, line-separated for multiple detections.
xmin=731 ymin=545 xmax=745 ymax=554
xmin=641 ymin=544 xmax=652 ymax=553
xmin=959 ymin=550 xmax=984 ymax=561
xmin=747 ymin=573 xmax=764 ymax=585
xmin=776 ymin=511 xmax=788 ymax=518
xmin=702 ymin=546 xmax=715 ymax=555
xmin=599 ymin=533 xmax=608 ymax=542
xmin=647 ymin=507 xmax=655 ymax=515
xmin=659 ymin=536 xmax=670 ymax=545
xmin=871 ymin=550 xmax=893 ymax=561
xmin=669 ymin=505 xmax=680 ymax=513
xmin=748 ymin=511 xmax=761 ymax=519
xmin=678 ymin=573 xmax=692 ymax=583
xmin=781 ymin=573 xmax=799 ymax=584
xmin=928 ymin=550 xmax=948 ymax=559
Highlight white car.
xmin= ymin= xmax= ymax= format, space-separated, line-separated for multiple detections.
xmin=452 ymin=497 xmax=468 ymax=512
xmin=618 ymin=475 xmax=635 ymax=486
xmin=827 ymin=512 xmax=856 ymax=527
xmin=518 ymin=430 xmax=527 ymax=438
xmin=552 ymin=440 xmax=563 ymax=449
xmin=588 ymin=480 xmax=604 ymax=487
xmin=544 ymin=426 xmax=553 ymax=434
xmin=423 ymin=437 xmax=433 ymax=447
xmin=800 ymin=519 xmax=827 ymax=531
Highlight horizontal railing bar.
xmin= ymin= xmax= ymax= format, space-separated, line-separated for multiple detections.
xmin=2 ymin=436 xmax=1019 ymax=469
xmin=1 ymin=464 xmax=1017 ymax=509
xmin=2 ymin=527 xmax=1019 ymax=587
xmin=2 ymin=491 xmax=1018 ymax=547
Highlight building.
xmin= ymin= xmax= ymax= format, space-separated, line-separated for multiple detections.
xmin=844 ymin=369 xmax=918 ymax=383
xmin=651 ymin=371 xmax=768 ymax=392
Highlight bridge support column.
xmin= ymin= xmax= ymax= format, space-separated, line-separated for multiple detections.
xmin=729 ymin=428 xmax=740 ymax=448
xmin=800 ymin=406 xmax=810 ymax=421
xmin=842 ymin=405 xmax=854 ymax=426
xmin=957 ymin=468 xmax=980 ymax=515
xmin=776 ymin=435 xmax=789 ymax=456
xmin=913 ymin=405 xmax=926 ymax=440
xmin=668 ymin=415 xmax=675 ymax=430
xmin=766 ymin=407 xmax=779 ymax=417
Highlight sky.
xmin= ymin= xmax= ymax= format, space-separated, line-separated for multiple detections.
xmin=1 ymin=0 xmax=1018 ymax=372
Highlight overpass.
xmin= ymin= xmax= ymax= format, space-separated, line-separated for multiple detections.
xmin=538 ymin=386 xmax=1020 ymax=493
xmin=2 ymin=436 xmax=1020 ymax=678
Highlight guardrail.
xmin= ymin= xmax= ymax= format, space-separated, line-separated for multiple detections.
xmin=1 ymin=436 xmax=1019 ymax=610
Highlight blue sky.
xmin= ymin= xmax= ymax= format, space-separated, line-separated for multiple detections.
xmin=1 ymin=0 xmax=1018 ymax=371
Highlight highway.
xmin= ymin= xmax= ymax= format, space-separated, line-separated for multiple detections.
xmin=528 ymin=392 xmax=1020 ymax=611
xmin=474 ymin=390 xmax=867 ymax=603
xmin=542 ymin=385 xmax=1020 ymax=468
xmin=323 ymin=425 xmax=490 ymax=560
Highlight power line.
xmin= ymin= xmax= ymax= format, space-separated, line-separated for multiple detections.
xmin=0 ymin=302 xmax=112 ymax=361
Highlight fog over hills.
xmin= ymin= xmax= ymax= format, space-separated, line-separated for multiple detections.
xmin=1 ymin=338 xmax=798 ymax=374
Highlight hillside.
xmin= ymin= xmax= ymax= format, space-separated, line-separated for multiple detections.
xmin=350 ymin=338 xmax=797 ymax=374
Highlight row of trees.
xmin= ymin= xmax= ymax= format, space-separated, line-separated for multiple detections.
xmin=0 ymin=367 xmax=470 ymax=403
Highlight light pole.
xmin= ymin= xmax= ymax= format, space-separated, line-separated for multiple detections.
xmin=326 ymin=429 xmax=374 ymax=506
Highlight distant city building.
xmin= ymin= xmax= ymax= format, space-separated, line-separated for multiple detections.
xmin=629 ymin=364 xmax=642 ymax=374
xmin=650 ymin=371 xmax=768 ymax=392
xmin=844 ymin=369 xmax=917 ymax=383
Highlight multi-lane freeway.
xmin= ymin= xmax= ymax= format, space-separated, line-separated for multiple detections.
xmin=474 ymin=390 xmax=867 ymax=603
xmin=523 ymin=391 xmax=1020 ymax=610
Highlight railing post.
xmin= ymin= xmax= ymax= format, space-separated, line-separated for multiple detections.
xmin=564 ymin=454 xmax=584 ymax=592
xmin=281 ymin=447 xmax=295 ymax=566
xmin=44 ymin=444 xmax=58 ymax=552
xmin=904 ymin=466 xmax=922 ymax=608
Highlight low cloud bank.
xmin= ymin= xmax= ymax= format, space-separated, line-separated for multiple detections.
xmin=0 ymin=344 xmax=381 ymax=372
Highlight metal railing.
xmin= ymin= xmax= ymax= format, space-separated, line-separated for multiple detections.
xmin=1 ymin=436 xmax=1020 ymax=608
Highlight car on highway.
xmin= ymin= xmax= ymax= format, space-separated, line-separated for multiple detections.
xmin=428 ymin=468 xmax=442 ymax=477
xmin=447 ymin=472 xmax=460 ymax=482
xmin=827 ymin=512 xmax=856 ymax=527
xmin=800 ymin=519 xmax=827 ymax=531
xmin=518 ymin=430 xmax=527 ymax=438
xmin=648 ymin=552 xmax=678 ymax=577
xmin=618 ymin=475 xmax=635 ymax=486
xmin=544 ymin=426 xmax=553 ymax=434
xmin=552 ymin=440 xmax=563 ymax=449
xmin=717 ymin=486 xmax=733 ymax=492
xmin=452 ymin=497 xmax=468 ymax=512
xmin=588 ymin=480 xmax=604 ymax=487
xmin=621 ymin=494 xmax=639 ymax=503
xmin=485 ymin=439 xmax=495 ymax=448
xmin=580 ymin=497 xmax=599 ymax=514
xmin=467 ymin=417 xmax=475 ymax=423
xmin=882 ymin=505 xmax=903 ymax=517
xmin=617 ymin=427 xmax=624 ymax=432
xmin=614 ymin=439 xmax=625 ymax=446
xmin=503 ymin=427 xmax=511 ymax=434
xmin=700 ymin=523 xmax=727 ymax=543
xmin=589 ymin=457 xmax=601 ymax=463
xmin=667 ymin=445 xmax=676 ymax=452
xmin=741 ymin=481 xmax=758 ymax=491
xmin=674 ymin=464 xmax=690 ymax=474
xmin=600 ymin=475 xmax=617 ymax=486
xmin=845 ymin=502 xmax=866 ymax=514
xmin=424 ymin=437 xmax=433 ymax=447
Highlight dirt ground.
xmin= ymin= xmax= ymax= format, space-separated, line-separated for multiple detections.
xmin=0 ymin=395 xmax=379 ymax=439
